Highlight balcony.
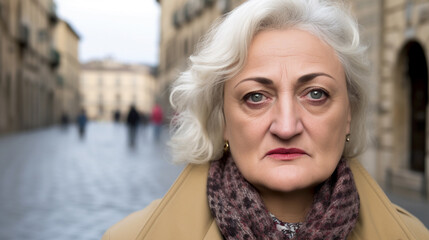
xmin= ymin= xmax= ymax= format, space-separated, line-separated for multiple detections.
xmin=184 ymin=3 xmax=193 ymax=22
xmin=173 ymin=10 xmax=184 ymax=29
xmin=48 ymin=2 xmax=58 ymax=25
xmin=18 ymin=24 xmax=30 ymax=48
xmin=50 ymin=48 xmax=61 ymax=68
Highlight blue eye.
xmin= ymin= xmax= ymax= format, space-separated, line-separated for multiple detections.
xmin=309 ymin=90 xmax=324 ymax=99
xmin=249 ymin=93 xmax=264 ymax=102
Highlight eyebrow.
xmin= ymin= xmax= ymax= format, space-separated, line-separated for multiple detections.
xmin=234 ymin=72 xmax=335 ymax=89
xmin=297 ymin=72 xmax=335 ymax=83
xmin=234 ymin=77 xmax=273 ymax=89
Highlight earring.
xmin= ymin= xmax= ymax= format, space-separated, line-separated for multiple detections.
xmin=346 ymin=134 xmax=350 ymax=142
xmin=223 ymin=140 xmax=230 ymax=152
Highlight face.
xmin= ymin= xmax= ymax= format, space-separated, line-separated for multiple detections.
xmin=223 ymin=29 xmax=351 ymax=195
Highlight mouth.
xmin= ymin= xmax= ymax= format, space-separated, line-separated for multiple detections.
xmin=265 ymin=148 xmax=307 ymax=160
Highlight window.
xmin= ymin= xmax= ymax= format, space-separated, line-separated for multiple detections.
xmin=38 ymin=29 xmax=47 ymax=42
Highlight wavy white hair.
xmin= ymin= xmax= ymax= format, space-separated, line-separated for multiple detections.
xmin=169 ymin=0 xmax=369 ymax=164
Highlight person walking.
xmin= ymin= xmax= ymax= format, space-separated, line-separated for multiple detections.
xmin=126 ymin=105 xmax=140 ymax=147
xmin=76 ymin=109 xmax=87 ymax=139
xmin=150 ymin=104 xmax=163 ymax=141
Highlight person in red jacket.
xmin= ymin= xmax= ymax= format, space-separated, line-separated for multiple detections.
xmin=151 ymin=104 xmax=163 ymax=141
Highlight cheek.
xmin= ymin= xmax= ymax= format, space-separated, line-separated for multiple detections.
xmin=309 ymin=107 xmax=349 ymax=152
xmin=223 ymin=105 xmax=268 ymax=152
xmin=224 ymin=108 xmax=252 ymax=141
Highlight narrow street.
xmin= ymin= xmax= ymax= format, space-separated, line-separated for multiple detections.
xmin=0 ymin=122 xmax=428 ymax=240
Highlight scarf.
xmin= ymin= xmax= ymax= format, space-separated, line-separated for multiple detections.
xmin=207 ymin=155 xmax=360 ymax=240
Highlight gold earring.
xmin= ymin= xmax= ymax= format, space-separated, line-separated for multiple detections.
xmin=346 ymin=134 xmax=350 ymax=142
xmin=223 ymin=141 xmax=230 ymax=152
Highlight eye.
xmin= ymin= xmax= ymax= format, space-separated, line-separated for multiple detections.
xmin=248 ymin=93 xmax=264 ymax=102
xmin=304 ymin=88 xmax=329 ymax=102
xmin=309 ymin=89 xmax=324 ymax=99
xmin=243 ymin=92 xmax=268 ymax=105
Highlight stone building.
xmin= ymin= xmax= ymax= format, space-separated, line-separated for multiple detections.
xmin=156 ymin=0 xmax=429 ymax=197
xmin=80 ymin=59 xmax=156 ymax=121
xmin=0 ymin=0 xmax=62 ymax=133
xmin=371 ymin=0 xmax=429 ymax=196
xmin=155 ymin=0 xmax=246 ymax=115
xmin=53 ymin=19 xmax=80 ymax=122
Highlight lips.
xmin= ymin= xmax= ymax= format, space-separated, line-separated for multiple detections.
xmin=265 ymin=148 xmax=307 ymax=160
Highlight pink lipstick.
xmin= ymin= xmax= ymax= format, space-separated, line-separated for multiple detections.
xmin=265 ymin=148 xmax=307 ymax=160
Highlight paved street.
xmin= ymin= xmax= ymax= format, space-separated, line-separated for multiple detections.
xmin=0 ymin=122 xmax=428 ymax=240
xmin=0 ymin=122 xmax=184 ymax=240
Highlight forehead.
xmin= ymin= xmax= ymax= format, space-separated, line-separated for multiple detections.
xmin=230 ymin=28 xmax=344 ymax=83
xmin=247 ymin=28 xmax=340 ymax=66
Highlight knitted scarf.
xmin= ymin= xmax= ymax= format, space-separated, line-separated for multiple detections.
xmin=207 ymin=155 xmax=360 ymax=240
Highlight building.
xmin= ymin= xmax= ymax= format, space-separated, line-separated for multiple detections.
xmin=156 ymin=0 xmax=429 ymax=197
xmin=80 ymin=58 xmax=156 ymax=122
xmin=156 ymin=0 xmax=246 ymax=117
xmin=0 ymin=0 xmax=70 ymax=133
xmin=53 ymin=19 xmax=80 ymax=122
xmin=364 ymin=0 xmax=429 ymax=197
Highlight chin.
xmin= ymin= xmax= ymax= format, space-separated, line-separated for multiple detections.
xmin=260 ymin=178 xmax=312 ymax=194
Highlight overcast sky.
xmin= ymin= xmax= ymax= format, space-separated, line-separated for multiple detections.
xmin=55 ymin=0 xmax=160 ymax=66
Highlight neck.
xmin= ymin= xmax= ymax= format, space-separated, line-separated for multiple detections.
xmin=259 ymin=187 xmax=314 ymax=223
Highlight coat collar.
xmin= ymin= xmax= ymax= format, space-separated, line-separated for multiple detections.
xmin=136 ymin=159 xmax=422 ymax=240
xmin=348 ymin=159 xmax=418 ymax=239
xmin=136 ymin=163 xmax=222 ymax=239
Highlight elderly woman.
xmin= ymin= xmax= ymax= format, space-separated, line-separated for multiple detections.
xmin=102 ymin=0 xmax=429 ymax=239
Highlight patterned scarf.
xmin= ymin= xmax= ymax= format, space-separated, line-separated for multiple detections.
xmin=207 ymin=155 xmax=360 ymax=240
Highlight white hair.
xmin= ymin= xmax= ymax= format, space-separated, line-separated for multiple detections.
xmin=169 ymin=0 xmax=369 ymax=164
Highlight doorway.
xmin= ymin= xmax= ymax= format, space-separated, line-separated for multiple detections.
xmin=405 ymin=42 xmax=428 ymax=172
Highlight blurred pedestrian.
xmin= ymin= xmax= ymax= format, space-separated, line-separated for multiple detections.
xmin=76 ymin=109 xmax=87 ymax=139
xmin=113 ymin=110 xmax=121 ymax=123
xmin=150 ymin=104 xmax=163 ymax=141
xmin=126 ymin=105 xmax=140 ymax=147
xmin=60 ymin=112 xmax=69 ymax=130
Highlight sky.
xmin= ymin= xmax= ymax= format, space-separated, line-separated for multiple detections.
xmin=54 ymin=0 xmax=160 ymax=66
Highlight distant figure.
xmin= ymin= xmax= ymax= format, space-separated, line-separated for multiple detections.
xmin=126 ymin=105 xmax=140 ymax=147
xmin=113 ymin=110 xmax=121 ymax=123
xmin=151 ymin=104 xmax=163 ymax=141
xmin=60 ymin=113 xmax=69 ymax=129
xmin=76 ymin=109 xmax=88 ymax=139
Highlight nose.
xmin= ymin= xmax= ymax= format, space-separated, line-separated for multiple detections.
xmin=269 ymin=97 xmax=304 ymax=140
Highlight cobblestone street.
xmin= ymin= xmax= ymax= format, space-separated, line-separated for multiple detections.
xmin=0 ymin=122 xmax=183 ymax=240
xmin=0 ymin=122 xmax=428 ymax=240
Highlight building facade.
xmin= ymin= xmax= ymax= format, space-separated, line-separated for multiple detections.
xmin=156 ymin=0 xmax=429 ymax=197
xmin=0 ymin=0 xmax=64 ymax=134
xmin=156 ymin=0 xmax=246 ymax=116
xmin=53 ymin=19 xmax=80 ymax=122
xmin=80 ymin=59 xmax=156 ymax=121
xmin=375 ymin=0 xmax=429 ymax=196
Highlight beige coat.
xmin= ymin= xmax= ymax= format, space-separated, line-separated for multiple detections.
xmin=102 ymin=159 xmax=429 ymax=239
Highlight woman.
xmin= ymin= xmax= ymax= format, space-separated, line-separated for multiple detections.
xmin=102 ymin=0 xmax=429 ymax=239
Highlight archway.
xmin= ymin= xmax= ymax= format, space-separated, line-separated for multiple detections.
xmin=404 ymin=41 xmax=428 ymax=172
